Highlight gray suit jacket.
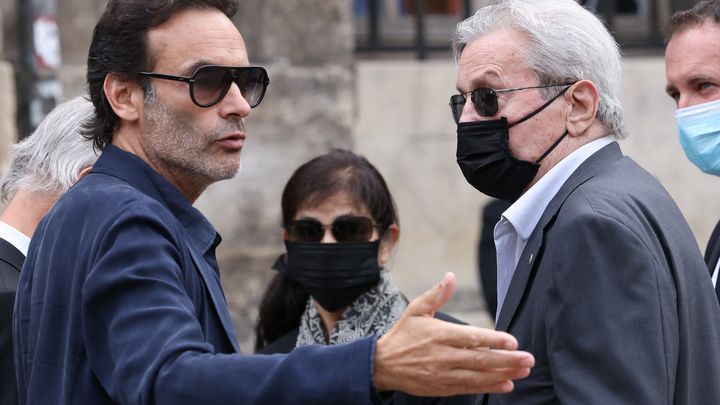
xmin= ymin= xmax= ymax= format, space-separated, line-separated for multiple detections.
xmin=485 ymin=142 xmax=720 ymax=404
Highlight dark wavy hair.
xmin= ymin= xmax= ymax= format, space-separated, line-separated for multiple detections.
xmin=254 ymin=149 xmax=399 ymax=351
xmin=84 ymin=0 xmax=238 ymax=151
xmin=667 ymin=0 xmax=720 ymax=42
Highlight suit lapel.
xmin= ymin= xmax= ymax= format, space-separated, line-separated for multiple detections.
xmin=704 ymin=222 xmax=720 ymax=274
xmin=708 ymin=239 xmax=720 ymax=303
xmin=0 ymin=237 xmax=25 ymax=272
xmin=495 ymin=142 xmax=624 ymax=332
xmin=186 ymin=244 xmax=241 ymax=353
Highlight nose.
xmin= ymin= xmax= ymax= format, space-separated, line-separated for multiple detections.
xmin=459 ymin=95 xmax=482 ymax=123
xmin=218 ymin=81 xmax=252 ymax=119
xmin=320 ymin=226 xmax=336 ymax=243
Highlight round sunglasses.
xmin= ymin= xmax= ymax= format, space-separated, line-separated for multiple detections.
xmin=138 ymin=65 xmax=270 ymax=108
xmin=449 ymin=83 xmax=575 ymax=123
xmin=286 ymin=215 xmax=383 ymax=243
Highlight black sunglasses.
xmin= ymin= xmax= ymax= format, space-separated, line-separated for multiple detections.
xmin=286 ymin=215 xmax=383 ymax=243
xmin=449 ymin=83 xmax=575 ymax=123
xmin=138 ymin=65 xmax=270 ymax=108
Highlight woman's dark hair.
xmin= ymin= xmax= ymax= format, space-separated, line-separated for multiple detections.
xmin=84 ymin=0 xmax=237 ymax=151
xmin=667 ymin=0 xmax=720 ymax=42
xmin=254 ymin=149 xmax=399 ymax=351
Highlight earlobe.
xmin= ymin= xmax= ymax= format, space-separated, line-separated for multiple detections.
xmin=77 ymin=166 xmax=93 ymax=181
xmin=103 ymin=73 xmax=142 ymax=123
xmin=378 ymin=224 xmax=400 ymax=265
xmin=565 ymin=80 xmax=599 ymax=137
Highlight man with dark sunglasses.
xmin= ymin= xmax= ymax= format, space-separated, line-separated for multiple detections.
xmin=12 ymin=1 xmax=534 ymax=404
xmin=451 ymin=0 xmax=720 ymax=404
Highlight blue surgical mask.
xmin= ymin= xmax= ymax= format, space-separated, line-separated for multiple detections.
xmin=676 ymin=99 xmax=720 ymax=176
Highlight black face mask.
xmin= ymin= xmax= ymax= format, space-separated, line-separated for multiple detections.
xmin=272 ymin=240 xmax=381 ymax=312
xmin=456 ymin=87 xmax=570 ymax=202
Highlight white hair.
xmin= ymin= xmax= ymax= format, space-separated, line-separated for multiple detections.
xmin=0 ymin=96 xmax=99 ymax=202
xmin=452 ymin=0 xmax=627 ymax=139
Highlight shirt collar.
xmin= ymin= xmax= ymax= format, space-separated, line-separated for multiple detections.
xmin=0 ymin=220 xmax=30 ymax=256
xmin=503 ymin=136 xmax=614 ymax=240
xmin=91 ymin=145 xmax=219 ymax=254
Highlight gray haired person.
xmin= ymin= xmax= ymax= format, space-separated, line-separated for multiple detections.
xmin=0 ymin=96 xmax=98 ymax=405
xmin=450 ymin=0 xmax=720 ymax=403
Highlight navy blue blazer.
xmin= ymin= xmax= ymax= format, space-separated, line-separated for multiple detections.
xmin=14 ymin=145 xmax=378 ymax=404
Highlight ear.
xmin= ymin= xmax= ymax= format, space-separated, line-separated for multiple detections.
xmin=77 ymin=166 xmax=93 ymax=181
xmin=103 ymin=73 xmax=143 ymax=124
xmin=564 ymin=80 xmax=599 ymax=138
xmin=281 ymin=229 xmax=288 ymax=241
xmin=378 ymin=224 xmax=400 ymax=265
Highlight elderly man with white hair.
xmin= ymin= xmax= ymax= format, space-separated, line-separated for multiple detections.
xmin=0 ymin=96 xmax=98 ymax=405
xmin=450 ymin=0 xmax=720 ymax=403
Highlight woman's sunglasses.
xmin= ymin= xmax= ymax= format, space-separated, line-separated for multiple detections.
xmin=449 ymin=83 xmax=575 ymax=123
xmin=286 ymin=215 xmax=382 ymax=243
xmin=138 ymin=65 xmax=270 ymax=108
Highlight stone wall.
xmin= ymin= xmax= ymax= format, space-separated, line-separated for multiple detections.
xmin=2 ymin=0 xmax=712 ymax=356
xmin=0 ymin=4 xmax=17 ymax=171
xmin=353 ymin=56 xmax=720 ymax=332
xmin=199 ymin=0 xmax=356 ymax=351
xmin=0 ymin=0 xmax=356 ymax=352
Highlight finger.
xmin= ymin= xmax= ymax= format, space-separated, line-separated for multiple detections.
xmin=434 ymin=346 xmax=534 ymax=373
xmin=429 ymin=321 xmax=521 ymax=350
xmin=434 ymin=272 xmax=455 ymax=309
xmin=479 ymin=380 xmax=515 ymax=394
xmin=405 ymin=272 xmax=456 ymax=317
xmin=435 ymin=368 xmax=527 ymax=395
xmin=402 ymin=366 xmax=528 ymax=396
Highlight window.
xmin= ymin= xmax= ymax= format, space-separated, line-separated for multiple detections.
xmin=354 ymin=0 xmax=664 ymax=60
xmin=354 ymin=0 xmax=473 ymax=59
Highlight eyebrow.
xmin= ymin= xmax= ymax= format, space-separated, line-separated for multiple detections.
xmin=690 ymin=75 xmax=715 ymax=86
xmin=668 ymin=75 xmax=716 ymax=94
xmin=182 ymin=60 xmax=217 ymax=76
xmin=457 ymin=71 xmax=503 ymax=94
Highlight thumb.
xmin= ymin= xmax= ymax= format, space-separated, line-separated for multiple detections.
xmin=405 ymin=272 xmax=456 ymax=317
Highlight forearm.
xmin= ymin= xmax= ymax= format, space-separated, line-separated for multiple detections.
xmin=148 ymin=339 xmax=378 ymax=404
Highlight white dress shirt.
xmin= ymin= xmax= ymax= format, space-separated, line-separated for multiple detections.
xmin=0 ymin=220 xmax=31 ymax=256
xmin=494 ymin=136 xmax=613 ymax=319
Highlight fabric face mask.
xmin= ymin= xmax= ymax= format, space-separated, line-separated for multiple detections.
xmin=456 ymin=87 xmax=570 ymax=202
xmin=675 ymin=98 xmax=720 ymax=176
xmin=272 ymin=240 xmax=381 ymax=312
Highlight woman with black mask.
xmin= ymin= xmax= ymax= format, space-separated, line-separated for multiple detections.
xmin=255 ymin=149 xmax=474 ymax=404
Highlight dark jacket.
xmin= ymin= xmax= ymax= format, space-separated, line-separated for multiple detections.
xmin=484 ymin=142 xmax=720 ymax=404
xmin=703 ymin=219 xmax=720 ymax=303
xmin=0 ymin=237 xmax=24 ymax=405
xmin=14 ymin=145 xmax=380 ymax=405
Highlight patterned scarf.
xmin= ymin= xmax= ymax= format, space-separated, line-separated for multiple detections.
xmin=296 ymin=269 xmax=408 ymax=346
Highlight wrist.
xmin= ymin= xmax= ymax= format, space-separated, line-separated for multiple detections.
xmin=373 ymin=334 xmax=390 ymax=392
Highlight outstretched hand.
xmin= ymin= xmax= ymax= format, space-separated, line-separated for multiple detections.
xmin=373 ymin=272 xmax=534 ymax=396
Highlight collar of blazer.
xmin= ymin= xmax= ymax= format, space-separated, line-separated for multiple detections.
xmin=495 ymin=141 xmax=622 ymax=332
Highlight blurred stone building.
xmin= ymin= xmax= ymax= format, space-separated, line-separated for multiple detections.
xmin=1 ymin=0 xmax=358 ymax=351
xmin=1 ymin=0 xmax=718 ymax=353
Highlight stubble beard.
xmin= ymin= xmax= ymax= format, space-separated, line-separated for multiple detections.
xmin=142 ymin=93 xmax=243 ymax=187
